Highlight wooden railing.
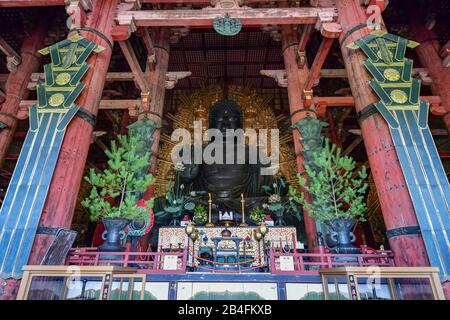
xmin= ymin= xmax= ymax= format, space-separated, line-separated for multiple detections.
xmin=268 ymin=248 xmax=395 ymax=274
xmin=66 ymin=247 xmax=394 ymax=275
xmin=66 ymin=247 xmax=187 ymax=274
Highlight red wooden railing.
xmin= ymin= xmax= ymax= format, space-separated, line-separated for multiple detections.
xmin=268 ymin=248 xmax=395 ymax=274
xmin=66 ymin=247 xmax=187 ymax=274
xmin=66 ymin=246 xmax=394 ymax=275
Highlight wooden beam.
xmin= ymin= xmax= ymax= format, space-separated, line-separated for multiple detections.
xmin=432 ymin=129 xmax=449 ymax=136
xmin=0 ymin=0 xmax=65 ymax=7
xmin=343 ymin=136 xmax=363 ymax=156
xmin=18 ymin=99 xmax=141 ymax=119
xmin=314 ymin=96 xmax=441 ymax=107
xmin=0 ymin=36 xmax=21 ymax=73
xmin=139 ymin=27 xmax=156 ymax=68
xmin=297 ymin=24 xmax=313 ymax=67
xmin=0 ymin=89 xmax=5 ymax=104
xmin=439 ymin=151 xmax=450 ymax=158
xmin=93 ymin=136 xmax=109 ymax=152
xmin=18 ymin=96 xmax=441 ymax=118
xmin=314 ymin=96 xmax=442 ymax=116
xmin=298 ymin=24 xmax=313 ymax=53
xmin=440 ymin=40 xmax=450 ymax=60
xmin=118 ymin=40 xmax=149 ymax=92
xmin=261 ymin=68 xmax=429 ymax=83
xmin=305 ymin=37 xmax=334 ymax=90
xmin=0 ymin=0 xmax=299 ymax=6
xmin=140 ymin=0 xmax=285 ymax=3
xmin=24 ymin=71 xmax=190 ymax=90
xmin=116 ymin=7 xmax=338 ymax=27
xmin=139 ymin=27 xmax=155 ymax=56
xmin=8 ymin=68 xmax=428 ymax=89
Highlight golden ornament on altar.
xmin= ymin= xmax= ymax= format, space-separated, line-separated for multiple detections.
xmin=383 ymin=68 xmax=400 ymax=82
xmin=194 ymin=104 xmax=207 ymax=119
xmin=55 ymin=72 xmax=71 ymax=86
xmin=390 ymin=89 xmax=408 ymax=104
xmin=48 ymin=93 xmax=65 ymax=107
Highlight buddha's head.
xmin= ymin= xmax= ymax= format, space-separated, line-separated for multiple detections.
xmin=209 ymin=100 xmax=243 ymax=135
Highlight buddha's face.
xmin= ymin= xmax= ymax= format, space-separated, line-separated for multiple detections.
xmin=179 ymin=162 xmax=200 ymax=183
xmin=211 ymin=108 xmax=241 ymax=134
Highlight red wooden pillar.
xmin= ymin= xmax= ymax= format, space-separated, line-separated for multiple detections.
xmin=0 ymin=25 xmax=46 ymax=168
xmin=409 ymin=22 xmax=450 ymax=136
xmin=137 ymin=28 xmax=170 ymax=251
xmin=144 ymin=27 xmax=170 ymax=198
xmin=27 ymin=0 xmax=118 ymax=265
xmin=443 ymin=282 xmax=450 ymax=300
xmin=281 ymin=24 xmax=318 ymax=253
xmin=337 ymin=0 xmax=429 ymax=267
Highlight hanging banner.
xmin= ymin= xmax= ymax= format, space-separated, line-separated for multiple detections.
xmin=348 ymin=31 xmax=450 ymax=278
xmin=0 ymin=34 xmax=104 ymax=279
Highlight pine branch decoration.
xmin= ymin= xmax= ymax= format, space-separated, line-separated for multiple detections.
xmin=290 ymin=139 xmax=368 ymax=222
xmin=81 ymin=134 xmax=155 ymax=221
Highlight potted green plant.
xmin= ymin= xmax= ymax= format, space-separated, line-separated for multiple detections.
xmin=290 ymin=139 xmax=368 ymax=254
xmin=160 ymin=162 xmax=195 ymax=226
xmin=262 ymin=176 xmax=300 ymax=226
xmin=249 ymin=207 xmax=265 ymax=225
xmin=81 ymin=134 xmax=155 ymax=254
xmin=193 ymin=204 xmax=208 ymax=225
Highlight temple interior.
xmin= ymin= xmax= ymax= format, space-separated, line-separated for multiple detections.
xmin=0 ymin=0 xmax=449 ymax=300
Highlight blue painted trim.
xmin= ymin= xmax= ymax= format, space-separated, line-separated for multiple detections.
xmin=144 ymin=272 xmax=322 ymax=283
xmin=169 ymin=281 xmax=178 ymax=300
xmin=278 ymin=282 xmax=287 ymax=300
xmin=0 ymin=35 xmax=103 ymax=279
xmin=390 ymin=110 xmax=450 ymax=278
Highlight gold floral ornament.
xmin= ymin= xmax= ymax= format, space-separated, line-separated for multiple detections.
xmin=48 ymin=93 xmax=65 ymax=107
xmin=383 ymin=68 xmax=400 ymax=82
xmin=55 ymin=72 xmax=71 ymax=86
xmin=390 ymin=89 xmax=408 ymax=104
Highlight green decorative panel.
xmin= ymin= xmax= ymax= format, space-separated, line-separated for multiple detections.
xmin=0 ymin=34 xmax=104 ymax=279
xmin=126 ymin=118 xmax=161 ymax=237
xmin=348 ymin=31 xmax=450 ymax=278
xmin=291 ymin=117 xmax=328 ymax=235
xmin=213 ymin=13 xmax=242 ymax=36
xmin=292 ymin=117 xmax=328 ymax=171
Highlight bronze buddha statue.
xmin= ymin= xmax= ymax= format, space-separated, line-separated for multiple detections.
xmin=178 ymin=100 xmax=272 ymax=216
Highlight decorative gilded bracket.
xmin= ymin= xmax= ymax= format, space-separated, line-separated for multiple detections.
xmin=348 ymin=30 xmax=450 ymax=278
xmin=0 ymin=34 xmax=104 ymax=279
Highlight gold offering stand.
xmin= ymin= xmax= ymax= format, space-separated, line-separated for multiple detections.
xmin=239 ymin=193 xmax=248 ymax=227
xmin=205 ymin=193 xmax=214 ymax=227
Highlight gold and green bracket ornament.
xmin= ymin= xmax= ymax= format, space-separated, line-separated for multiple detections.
xmin=348 ymin=30 xmax=450 ymax=278
xmin=0 ymin=34 xmax=104 ymax=279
